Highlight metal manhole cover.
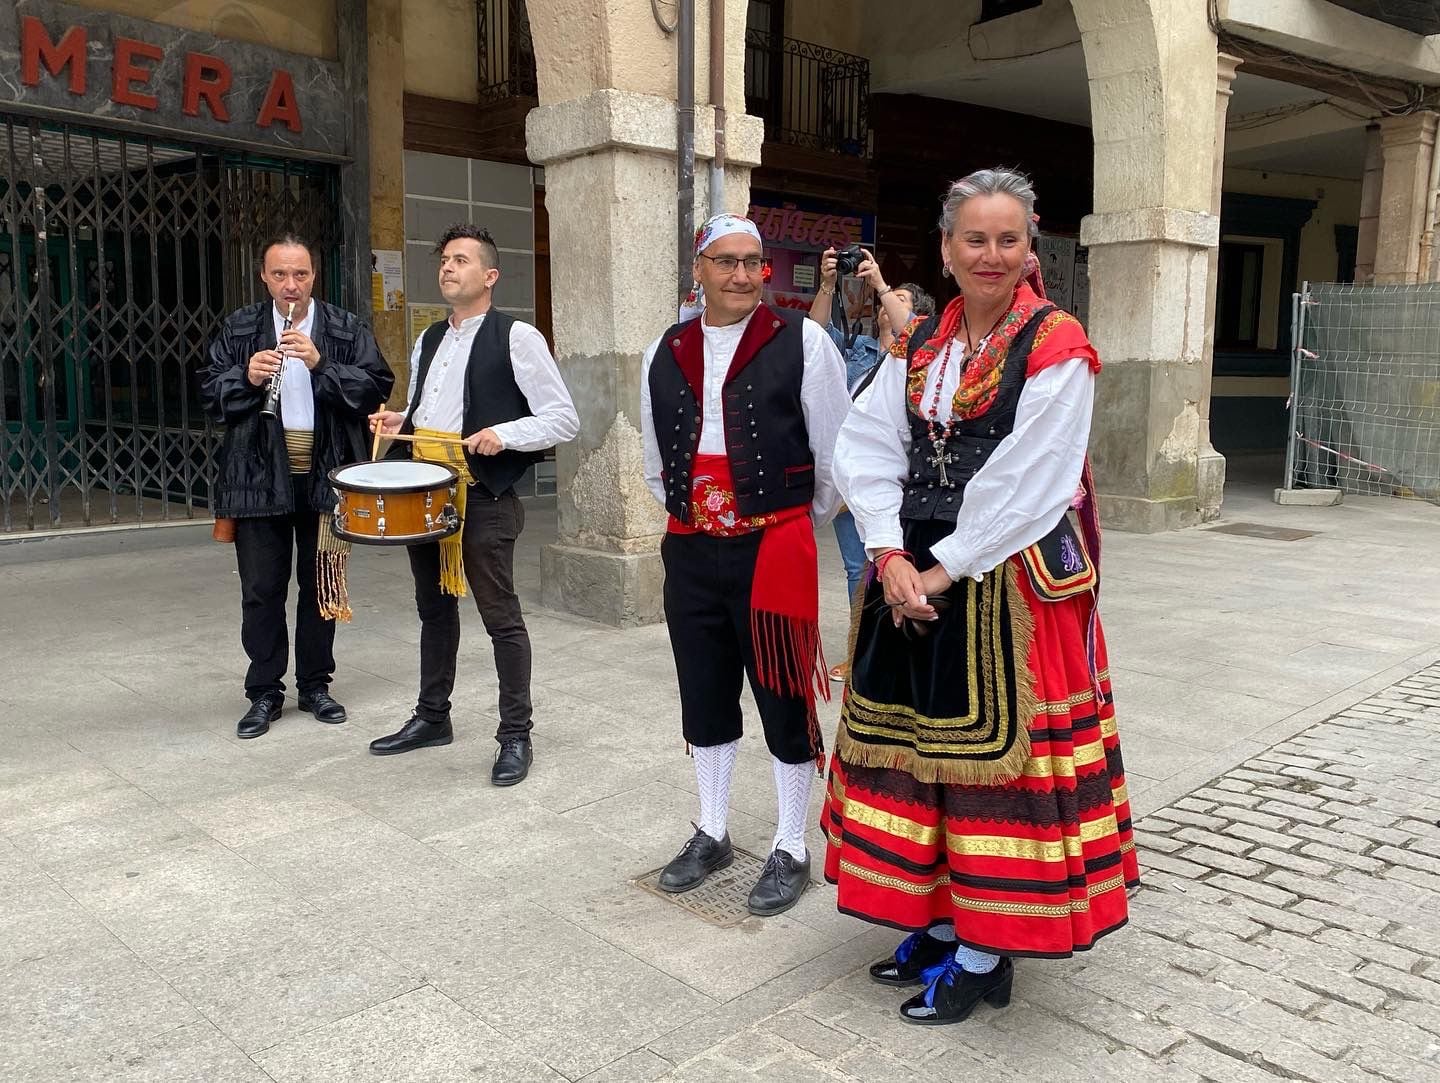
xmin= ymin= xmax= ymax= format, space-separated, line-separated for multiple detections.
xmin=633 ymin=846 xmax=819 ymax=927
xmin=1205 ymin=522 xmax=1317 ymax=541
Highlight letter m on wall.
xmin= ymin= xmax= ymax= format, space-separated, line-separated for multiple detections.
xmin=21 ymin=17 xmax=87 ymax=95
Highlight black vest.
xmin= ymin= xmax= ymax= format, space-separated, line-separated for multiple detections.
xmin=649 ymin=306 xmax=815 ymax=523
xmin=402 ymin=309 xmax=541 ymax=498
xmin=900 ymin=307 xmax=1052 ymax=523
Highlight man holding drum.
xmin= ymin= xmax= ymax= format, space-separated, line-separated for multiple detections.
xmin=201 ymin=232 xmax=393 ymax=739
xmin=369 ymin=224 xmax=578 ymax=786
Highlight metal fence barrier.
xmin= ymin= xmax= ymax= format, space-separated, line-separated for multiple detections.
xmin=1286 ymin=282 xmax=1440 ymax=503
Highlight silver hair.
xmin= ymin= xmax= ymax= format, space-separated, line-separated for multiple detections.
xmin=938 ymin=168 xmax=1040 ymax=238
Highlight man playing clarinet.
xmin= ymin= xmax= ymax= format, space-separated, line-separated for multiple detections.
xmin=201 ymin=232 xmax=393 ymax=739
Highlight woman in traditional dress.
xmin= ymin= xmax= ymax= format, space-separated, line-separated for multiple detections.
xmin=823 ymin=167 xmax=1138 ymax=1025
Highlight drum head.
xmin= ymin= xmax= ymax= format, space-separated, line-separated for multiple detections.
xmin=330 ymin=460 xmax=457 ymax=492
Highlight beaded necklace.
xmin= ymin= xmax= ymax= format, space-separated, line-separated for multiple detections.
xmin=922 ymin=307 xmax=1009 ymax=485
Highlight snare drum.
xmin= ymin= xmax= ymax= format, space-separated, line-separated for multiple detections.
xmin=329 ymin=460 xmax=460 ymax=545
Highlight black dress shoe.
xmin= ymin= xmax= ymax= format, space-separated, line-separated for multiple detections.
xmin=237 ymin=693 xmax=283 ymax=739
xmin=899 ymin=956 xmax=1013 ymax=1025
xmin=298 ymin=690 xmax=347 ymax=724
xmin=368 ymin=716 xmax=453 ymax=756
xmin=869 ymin=929 xmax=956 ymax=987
xmin=746 ymin=848 xmax=811 ymax=916
xmin=658 ymin=824 xmax=733 ymax=893
xmin=491 ymin=737 xmax=533 ymax=786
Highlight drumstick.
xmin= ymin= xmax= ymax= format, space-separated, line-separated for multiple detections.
xmin=383 ymin=432 xmax=470 ymax=448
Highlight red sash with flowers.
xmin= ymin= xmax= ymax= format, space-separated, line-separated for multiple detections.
xmin=668 ymin=453 xmax=829 ymax=767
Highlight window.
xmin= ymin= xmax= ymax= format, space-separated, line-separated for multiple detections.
xmin=1216 ymin=242 xmax=1265 ymax=350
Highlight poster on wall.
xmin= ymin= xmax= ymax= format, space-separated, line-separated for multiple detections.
xmin=371 ymin=250 xmax=404 ymax=312
xmin=748 ymin=200 xmax=878 ymax=325
xmin=1036 ymin=235 xmax=1076 ymax=312
xmin=1071 ymin=247 xmax=1090 ymax=327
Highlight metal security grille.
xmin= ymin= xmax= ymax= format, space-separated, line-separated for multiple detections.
xmin=0 ymin=114 xmax=343 ymax=532
xmin=1286 ymin=282 xmax=1440 ymax=503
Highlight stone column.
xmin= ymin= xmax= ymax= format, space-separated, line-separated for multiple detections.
xmin=527 ymin=93 xmax=764 ymax=625
xmin=1374 ymin=111 xmax=1439 ymax=285
xmin=1355 ymin=124 xmax=1383 ymax=284
xmin=1073 ymin=0 xmax=1220 ymax=532
xmin=365 ymin=0 xmax=408 ymax=401
xmin=1194 ymin=52 xmax=1243 ymax=522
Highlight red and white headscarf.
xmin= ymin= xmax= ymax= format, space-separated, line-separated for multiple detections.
xmin=679 ymin=213 xmax=764 ymax=321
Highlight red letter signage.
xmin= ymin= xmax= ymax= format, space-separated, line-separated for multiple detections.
xmin=182 ymin=53 xmax=233 ymax=121
xmin=20 ymin=17 xmax=87 ymax=95
xmin=256 ymin=70 xmax=303 ymax=132
xmin=111 ymin=37 xmax=164 ymax=110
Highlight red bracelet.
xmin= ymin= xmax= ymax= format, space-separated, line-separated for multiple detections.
xmin=874 ymin=549 xmax=913 ymax=578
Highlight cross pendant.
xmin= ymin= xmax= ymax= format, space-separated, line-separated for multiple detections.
xmin=929 ymin=436 xmax=953 ymax=487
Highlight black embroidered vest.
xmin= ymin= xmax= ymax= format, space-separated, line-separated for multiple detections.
xmin=401 ymin=309 xmax=542 ymax=498
xmin=649 ymin=306 xmax=815 ymax=523
xmin=900 ymin=308 xmax=1050 ymax=523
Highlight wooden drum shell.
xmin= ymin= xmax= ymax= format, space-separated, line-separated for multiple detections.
xmin=328 ymin=461 xmax=461 ymax=546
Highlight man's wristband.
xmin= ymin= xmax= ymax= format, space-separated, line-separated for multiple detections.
xmin=876 ymin=285 xmax=893 ymax=298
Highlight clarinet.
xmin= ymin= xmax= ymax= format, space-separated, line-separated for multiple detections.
xmin=260 ymin=301 xmax=296 ymax=419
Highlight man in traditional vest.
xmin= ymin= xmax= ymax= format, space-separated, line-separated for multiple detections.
xmin=641 ymin=213 xmax=850 ymax=915
xmin=369 ymin=224 xmax=578 ymax=785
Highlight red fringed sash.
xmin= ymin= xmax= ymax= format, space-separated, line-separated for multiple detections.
xmin=669 ymin=453 xmax=830 ymax=768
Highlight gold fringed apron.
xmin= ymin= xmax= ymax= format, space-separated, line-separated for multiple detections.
xmin=411 ymin=428 xmax=473 ymax=598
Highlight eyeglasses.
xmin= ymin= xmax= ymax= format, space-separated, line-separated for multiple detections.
xmin=698 ymin=254 xmax=770 ymax=274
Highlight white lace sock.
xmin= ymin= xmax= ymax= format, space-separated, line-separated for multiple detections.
xmin=926 ymin=922 xmax=956 ymax=942
xmin=772 ymin=757 xmax=813 ymax=860
xmin=954 ymin=944 xmax=1000 ymax=973
xmin=693 ymin=740 xmax=739 ymax=842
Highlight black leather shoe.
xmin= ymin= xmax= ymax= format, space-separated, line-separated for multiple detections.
xmin=658 ymin=824 xmax=733 ymax=893
xmin=869 ymin=929 xmax=956 ymax=987
xmin=368 ymin=716 xmax=453 ymax=756
xmin=491 ymin=737 xmax=533 ymax=786
xmin=899 ymin=956 xmax=1013 ymax=1025
xmin=298 ymin=690 xmax=347 ymax=724
xmin=237 ymin=693 xmax=283 ymax=739
xmin=746 ymin=848 xmax=811 ymax=916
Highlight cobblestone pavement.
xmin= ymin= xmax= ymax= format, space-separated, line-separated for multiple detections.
xmin=648 ymin=664 xmax=1440 ymax=1083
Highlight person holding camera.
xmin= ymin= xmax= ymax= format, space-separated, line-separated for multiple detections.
xmin=809 ymin=247 xmax=934 ymax=682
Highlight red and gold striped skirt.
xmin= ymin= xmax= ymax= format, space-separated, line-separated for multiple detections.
xmin=822 ymin=568 xmax=1138 ymax=958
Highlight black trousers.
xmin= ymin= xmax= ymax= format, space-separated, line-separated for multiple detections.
xmin=233 ymin=503 xmax=336 ymax=701
xmin=661 ymin=530 xmax=815 ymax=765
xmin=408 ymin=486 xmax=532 ymax=741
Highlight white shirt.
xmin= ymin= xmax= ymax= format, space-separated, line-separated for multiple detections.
xmin=274 ymin=303 xmax=315 ymax=432
xmin=835 ymin=346 xmax=1094 ymax=581
xmin=640 ymin=310 xmax=851 ymax=527
xmin=403 ymin=313 xmax=580 ymax=452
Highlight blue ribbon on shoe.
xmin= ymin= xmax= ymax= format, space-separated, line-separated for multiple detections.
xmin=918 ymin=958 xmax=965 ymax=1008
xmin=893 ymin=931 xmax=924 ymax=965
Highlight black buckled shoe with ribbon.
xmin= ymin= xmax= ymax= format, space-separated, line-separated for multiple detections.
xmin=868 ymin=929 xmax=957 ymax=987
xmin=899 ymin=956 xmax=1013 ymax=1025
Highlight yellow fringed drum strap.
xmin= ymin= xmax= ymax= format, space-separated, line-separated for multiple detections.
xmin=412 ymin=428 xmax=473 ymax=598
